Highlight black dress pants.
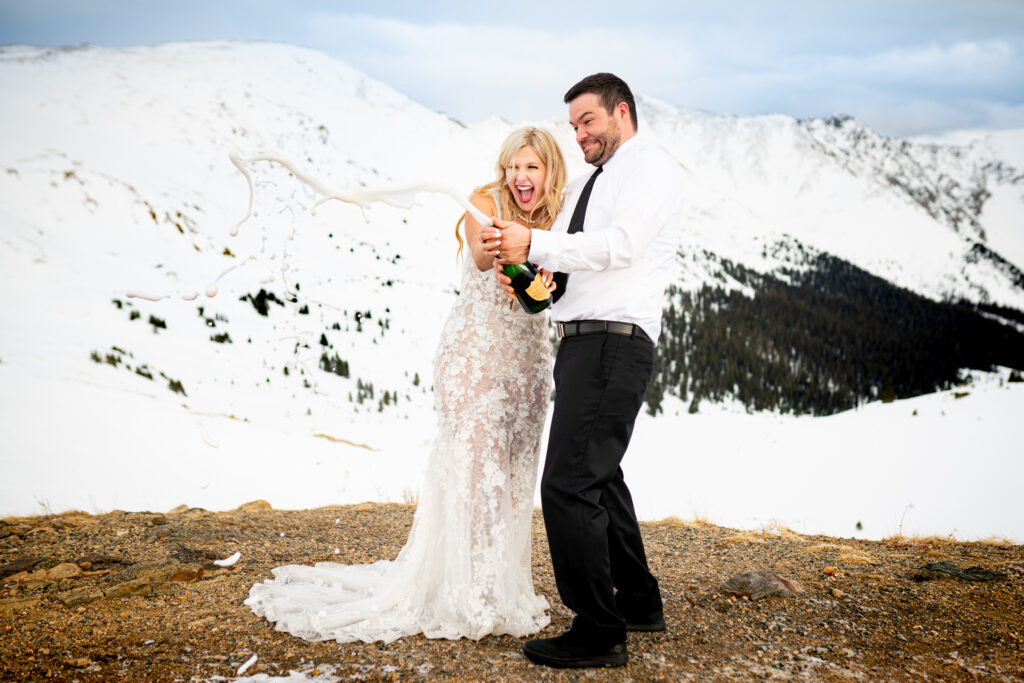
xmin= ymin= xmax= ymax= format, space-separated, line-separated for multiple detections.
xmin=540 ymin=331 xmax=662 ymax=644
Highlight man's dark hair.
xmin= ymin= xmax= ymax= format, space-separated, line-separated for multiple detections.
xmin=564 ymin=72 xmax=638 ymax=131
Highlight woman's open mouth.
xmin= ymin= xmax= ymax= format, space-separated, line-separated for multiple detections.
xmin=515 ymin=184 xmax=536 ymax=206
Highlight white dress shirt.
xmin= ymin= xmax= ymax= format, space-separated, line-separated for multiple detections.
xmin=528 ymin=135 xmax=685 ymax=345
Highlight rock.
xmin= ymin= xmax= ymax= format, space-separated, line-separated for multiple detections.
xmin=46 ymin=562 xmax=83 ymax=580
xmin=135 ymin=561 xmax=179 ymax=583
xmin=0 ymin=596 xmax=42 ymax=611
xmin=913 ymin=561 xmax=1005 ymax=582
xmin=6 ymin=568 xmax=54 ymax=589
xmin=136 ymin=514 xmax=169 ymax=527
xmin=166 ymin=504 xmax=189 ymax=515
xmin=187 ymin=615 xmax=217 ymax=629
xmin=237 ymin=500 xmax=272 ymax=512
xmin=831 ymin=588 xmax=844 ymax=598
xmin=58 ymin=586 xmax=104 ymax=607
xmin=169 ymin=563 xmax=203 ymax=582
xmin=66 ymin=657 xmax=93 ymax=668
xmin=135 ymin=560 xmax=202 ymax=583
xmin=172 ymin=546 xmax=220 ymax=563
xmin=76 ymin=554 xmax=132 ymax=569
xmin=0 ymin=556 xmax=52 ymax=580
xmin=104 ymin=578 xmax=153 ymax=599
xmin=720 ymin=571 xmax=803 ymax=600
xmin=823 ymin=566 xmax=839 ymax=576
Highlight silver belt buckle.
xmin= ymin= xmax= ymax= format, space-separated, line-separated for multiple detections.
xmin=556 ymin=322 xmax=565 ymax=339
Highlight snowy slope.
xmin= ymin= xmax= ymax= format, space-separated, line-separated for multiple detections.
xmin=1 ymin=42 xmax=1022 ymax=541
xmin=639 ymin=97 xmax=1024 ymax=307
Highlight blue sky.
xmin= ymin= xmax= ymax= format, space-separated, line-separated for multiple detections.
xmin=2 ymin=0 xmax=1022 ymax=137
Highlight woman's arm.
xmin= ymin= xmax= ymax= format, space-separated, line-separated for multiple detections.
xmin=465 ymin=194 xmax=499 ymax=271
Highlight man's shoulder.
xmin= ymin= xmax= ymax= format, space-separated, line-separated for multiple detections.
xmin=616 ymin=137 xmax=685 ymax=187
xmin=631 ymin=136 xmax=679 ymax=165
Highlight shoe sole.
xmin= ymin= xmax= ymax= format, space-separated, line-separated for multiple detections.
xmin=626 ymin=619 xmax=666 ymax=632
xmin=523 ymin=649 xmax=628 ymax=668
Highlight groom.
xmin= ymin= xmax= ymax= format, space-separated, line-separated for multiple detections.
xmin=488 ymin=73 xmax=685 ymax=667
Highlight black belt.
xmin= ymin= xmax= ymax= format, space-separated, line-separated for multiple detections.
xmin=556 ymin=320 xmax=651 ymax=343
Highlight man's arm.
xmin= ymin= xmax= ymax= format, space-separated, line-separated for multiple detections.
xmin=530 ymin=183 xmax=677 ymax=273
xmin=530 ymin=151 xmax=685 ymax=273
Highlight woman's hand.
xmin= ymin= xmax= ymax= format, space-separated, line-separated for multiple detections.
xmin=465 ymin=195 xmax=499 ymax=271
xmin=493 ymin=259 xmax=516 ymax=300
xmin=480 ymin=223 xmax=501 ymax=261
xmin=538 ymin=268 xmax=557 ymax=292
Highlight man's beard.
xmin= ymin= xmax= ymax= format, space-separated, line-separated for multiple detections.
xmin=584 ymin=123 xmax=621 ymax=165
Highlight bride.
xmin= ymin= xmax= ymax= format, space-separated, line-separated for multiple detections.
xmin=246 ymin=127 xmax=568 ymax=643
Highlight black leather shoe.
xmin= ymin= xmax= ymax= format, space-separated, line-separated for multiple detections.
xmin=523 ymin=632 xmax=627 ymax=668
xmin=626 ymin=613 xmax=666 ymax=632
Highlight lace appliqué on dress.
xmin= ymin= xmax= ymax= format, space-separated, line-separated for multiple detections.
xmin=246 ymin=256 xmax=553 ymax=643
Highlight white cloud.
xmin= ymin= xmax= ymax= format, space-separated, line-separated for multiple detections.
xmin=301 ymin=13 xmax=696 ymax=125
xmin=296 ymin=11 xmax=1023 ymax=138
xmin=3 ymin=0 xmax=1019 ymax=137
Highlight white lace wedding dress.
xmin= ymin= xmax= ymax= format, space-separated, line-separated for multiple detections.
xmin=246 ymin=208 xmax=553 ymax=643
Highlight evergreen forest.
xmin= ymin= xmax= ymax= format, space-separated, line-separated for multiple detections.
xmin=645 ymin=252 xmax=1024 ymax=416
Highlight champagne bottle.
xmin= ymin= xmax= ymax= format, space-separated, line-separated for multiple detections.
xmin=502 ymin=262 xmax=551 ymax=314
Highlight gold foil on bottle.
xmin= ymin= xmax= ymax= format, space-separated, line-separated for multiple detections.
xmin=525 ymin=274 xmax=548 ymax=301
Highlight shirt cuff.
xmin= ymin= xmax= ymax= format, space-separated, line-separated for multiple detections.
xmin=528 ymin=228 xmax=554 ymax=267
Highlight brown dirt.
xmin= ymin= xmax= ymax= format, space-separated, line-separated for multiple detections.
xmin=1 ymin=504 xmax=1022 ymax=682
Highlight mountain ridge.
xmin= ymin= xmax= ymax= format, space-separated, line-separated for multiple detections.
xmin=1 ymin=40 xmax=1022 ymax=423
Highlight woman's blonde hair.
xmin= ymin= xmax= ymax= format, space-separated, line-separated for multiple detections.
xmin=456 ymin=126 xmax=567 ymax=258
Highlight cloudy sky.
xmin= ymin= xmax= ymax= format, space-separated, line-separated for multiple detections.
xmin=2 ymin=0 xmax=1022 ymax=138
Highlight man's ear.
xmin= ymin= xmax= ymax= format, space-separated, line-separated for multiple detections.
xmin=616 ymin=101 xmax=630 ymax=122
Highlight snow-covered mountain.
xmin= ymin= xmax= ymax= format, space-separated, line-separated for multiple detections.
xmin=2 ymin=42 xmax=1022 ymax=539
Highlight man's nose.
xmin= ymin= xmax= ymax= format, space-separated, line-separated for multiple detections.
xmin=576 ymin=127 xmax=588 ymax=144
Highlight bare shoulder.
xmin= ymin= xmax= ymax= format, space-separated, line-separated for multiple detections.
xmin=469 ymin=192 xmax=496 ymax=216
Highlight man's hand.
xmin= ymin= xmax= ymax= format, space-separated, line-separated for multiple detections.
xmin=482 ymin=217 xmax=531 ymax=265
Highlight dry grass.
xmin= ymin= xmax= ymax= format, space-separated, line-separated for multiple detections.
xmin=655 ymin=514 xmax=715 ymax=529
xmin=721 ymin=531 xmax=768 ymax=544
xmin=755 ymin=521 xmax=808 ymax=542
xmin=884 ymin=533 xmax=958 ymax=544
xmin=800 ymin=542 xmax=876 ymax=565
xmin=311 ymin=433 xmax=375 ymax=450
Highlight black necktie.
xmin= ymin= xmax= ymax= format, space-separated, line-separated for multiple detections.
xmin=552 ymin=165 xmax=603 ymax=304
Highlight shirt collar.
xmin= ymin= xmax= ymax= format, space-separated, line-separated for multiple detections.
xmin=597 ymin=133 xmax=639 ymax=173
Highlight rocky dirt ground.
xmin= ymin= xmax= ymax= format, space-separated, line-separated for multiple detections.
xmin=1 ymin=502 xmax=1022 ymax=682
